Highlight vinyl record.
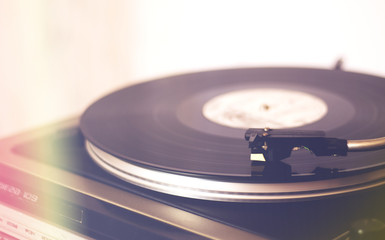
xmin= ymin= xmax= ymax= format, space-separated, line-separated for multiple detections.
xmin=80 ymin=67 xmax=385 ymax=201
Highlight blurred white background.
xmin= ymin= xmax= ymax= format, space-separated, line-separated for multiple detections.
xmin=1 ymin=0 xmax=385 ymax=137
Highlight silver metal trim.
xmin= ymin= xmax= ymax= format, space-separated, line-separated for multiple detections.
xmin=86 ymin=140 xmax=385 ymax=202
xmin=0 ymin=119 xmax=267 ymax=240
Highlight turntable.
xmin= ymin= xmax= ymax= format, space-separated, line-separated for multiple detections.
xmin=1 ymin=67 xmax=385 ymax=239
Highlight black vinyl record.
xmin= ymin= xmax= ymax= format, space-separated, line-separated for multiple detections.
xmin=80 ymin=67 xmax=385 ymax=201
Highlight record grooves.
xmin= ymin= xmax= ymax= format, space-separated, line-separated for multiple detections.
xmin=80 ymin=67 xmax=385 ymax=201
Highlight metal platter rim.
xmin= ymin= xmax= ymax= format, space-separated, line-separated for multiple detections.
xmin=86 ymin=140 xmax=385 ymax=202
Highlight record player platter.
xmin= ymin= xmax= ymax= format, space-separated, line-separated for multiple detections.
xmin=80 ymin=67 xmax=385 ymax=202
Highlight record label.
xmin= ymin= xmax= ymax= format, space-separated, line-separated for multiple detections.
xmin=202 ymin=88 xmax=328 ymax=129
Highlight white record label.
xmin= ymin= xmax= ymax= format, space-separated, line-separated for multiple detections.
xmin=202 ymin=88 xmax=328 ymax=129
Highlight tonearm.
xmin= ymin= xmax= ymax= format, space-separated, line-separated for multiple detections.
xmin=245 ymin=128 xmax=385 ymax=162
